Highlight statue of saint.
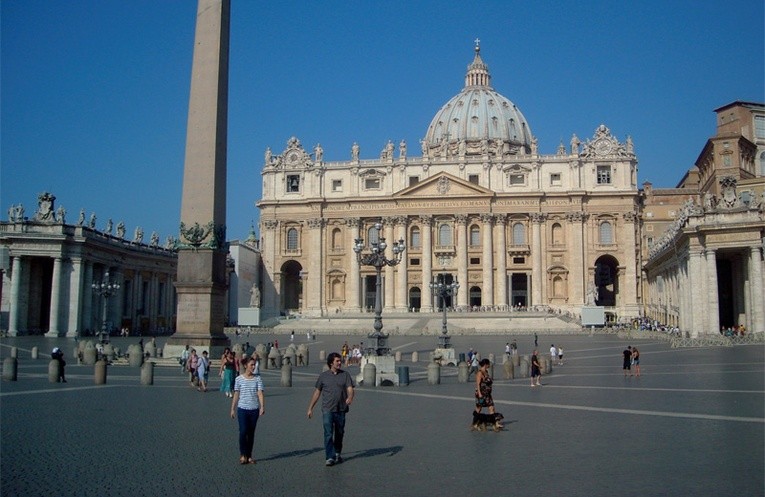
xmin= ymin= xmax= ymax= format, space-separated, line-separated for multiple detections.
xmin=626 ymin=135 xmax=634 ymax=154
xmin=105 ymin=218 xmax=113 ymax=234
xmin=351 ymin=142 xmax=359 ymax=161
xmin=8 ymin=204 xmax=15 ymax=222
xmin=399 ymin=140 xmax=407 ymax=160
xmin=314 ymin=143 xmax=323 ymax=162
xmin=78 ymin=209 xmax=85 ymax=226
xmin=249 ymin=284 xmax=261 ymax=308
xmin=586 ymin=283 xmax=599 ymax=306
xmin=570 ymin=134 xmax=580 ymax=154
xmin=16 ymin=204 xmax=24 ymax=221
xmin=56 ymin=205 xmax=66 ymax=224
xmin=88 ymin=213 xmax=96 ymax=229
xmin=116 ymin=221 xmax=126 ymax=239
xmin=385 ymin=140 xmax=394 ymax=159
xmin=264 ymin=147 xmax=272 ymax=165
xmin=530 ymin=136 xmax=538 ymax=155
xmin=150 ymin=231 xmax=159 ymax=247
xmin=133 ymin=226 xmax=144 ymax=244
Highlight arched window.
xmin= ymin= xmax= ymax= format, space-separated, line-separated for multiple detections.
xmin=410 ymin=226 xmax=421 ymax=248
xmin=469 ymin=225 xmax=480 ymax=246
xmin=599 ymin=221 xmax=613 ymax=245
xmin=332 ymin=228 xmax=342 ymax=250
xmin=438 ymin=223 xmax=452 ymax=246
xmin=551 ymin=223 xmax=563 ymax=246
xmin=512 ymin=222 xmax=525 ymax=245
xmin=286 ymin=228 xmax=298 ymax=250
xmin=760 ymin=151 xmax=765 ymax=176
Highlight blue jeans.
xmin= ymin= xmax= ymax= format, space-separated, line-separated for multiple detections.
xmin=322 ymin=411 xmax=346 ymax=460
xmin=237 ymin=408 xmax=260 ymax=458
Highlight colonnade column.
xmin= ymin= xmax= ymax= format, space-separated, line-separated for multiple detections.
xmin=45 ymin=256 xmax=63 ymax=337
xmin=567 ymin=212 xmax=585 ymax=304
xmin=383 ymin=217 xmax=395 ymax=311
xmin=480 ymin=213 xmax=494 ymax=307
xmin=66 ymin=258 xmax=84 ymax=337
xmin=82 ymin=261 xmax=93 ymax=334
xmin=688 ymin=250 xmax=704 ymax=337
xmin=705 ymin=249 xmax=720 ymax=335
xmin=495 ymin=215 xmax=507 ymax=309
xmin=394 ymin=216 xmax=408 ymax=311
xmin=750 ymin=246 xmax=764 ymax=333
xmin=420 ymin=215 xmax=433 ymax=313
xmin=455 ymin=215 xmax=468 ymax=310
xmin=346 ymin=218 xmax=361 ymax=312
xmin=531 ymin=213 xmax=546 ymax=305
xmin=8 ymin=256 xmax=22 ymax=336
xmin=306 ymin=218 xmax=324 ymax=316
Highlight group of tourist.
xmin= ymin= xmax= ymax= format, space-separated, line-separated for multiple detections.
xmin=622 ymin=345 xmax=641 ymax=377
xmin=340 ymin=342 xmax=363 ymax=366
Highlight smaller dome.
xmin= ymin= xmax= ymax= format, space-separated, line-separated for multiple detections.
xmin=423 ymin=42 xmax=532 ymax=157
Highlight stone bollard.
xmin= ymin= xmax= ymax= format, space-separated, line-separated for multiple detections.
xmin=538 ymin=355 xmax=547 ymax=375
xmin=395 ymin=351 xmax=402 ymax=362
xmin=363 ymin=362 xmax=376 ymax=386
xmin=411 ymin=351 xmax=419 ymax=363
xmin=3 ymin=357 xmax=18 ymax=381
xmin=297 ymin=344 xmax=309 ymax=366
xmin=397 ymin=365 xmax=410 ymax=386
xmin=319 ymin=350 xmax=326 ymax=362
xmin=11 ymin=347 xmax=18 ymax=359
xmin=427 ymin=362 xmax=441 ymax=385
xmin=503 ymin=360 xmax=514 ymax=380
xmin=128 ymin=345 xmax=143 ymax=367
xmin=140 ymin=362 xmax=154 ymax=386
xmin=283 ymin=348 xmax=295 ymax=366
xmin=268 ymin=348 xmax=282 ymax=369
xmin=546 ymin=355 xmax=554 ymax=374
xmin=83 ymin=346 xmax=97 ymax=366
xmin=458 ymin=361 xmax=469 ymax=383
xmin=519 ymin=356 xmax=530 ymax=378
xmin=94 ymin=360 xmax=107 ymax=385
xmin=144 ymin=341 xmax=156 ymax=358
xmin=281 ymin=363 xmax=292 ymax=387
xmin=512 ymin=354 xmax=520 ymax=367
xmin=31 ymin=346 xmax=38 ymax=360
xmin=48 ymin=360 xmax=60 ymax=383
xmin=157 ymin=348 xmax=162 ymax=358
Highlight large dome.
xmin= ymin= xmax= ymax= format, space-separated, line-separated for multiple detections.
xmin=423 ymin=43 xmax=532 ymax=157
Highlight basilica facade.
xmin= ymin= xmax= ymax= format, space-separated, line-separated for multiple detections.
xmin=257 ymin=45 xmax=641 ymax=322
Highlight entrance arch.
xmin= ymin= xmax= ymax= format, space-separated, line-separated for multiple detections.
xmin=469 ymin=286 xmax=482 ymax=309
xmin=409 ymin=287 xmax=421 ymax=311
xmin=280 ymin=260 xmax=303 ymax=314
xmin=594 ymin=255 xmax=619 ymax=307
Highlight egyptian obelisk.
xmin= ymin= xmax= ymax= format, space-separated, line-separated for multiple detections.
xmin=165 ymin=0 xmax=231 ymax=357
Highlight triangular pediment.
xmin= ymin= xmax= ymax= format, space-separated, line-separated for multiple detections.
xmin=393 ymin=172 xmax=495 ymax=198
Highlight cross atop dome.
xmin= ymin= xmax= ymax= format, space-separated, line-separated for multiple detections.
xmin=474 ymin=38 xmax=481 ymax=53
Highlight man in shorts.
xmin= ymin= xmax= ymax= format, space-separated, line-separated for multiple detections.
xmin=622 ymin=346 xmax=633 ymax=377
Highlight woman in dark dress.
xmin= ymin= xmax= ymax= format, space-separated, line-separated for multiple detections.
xmin=474 ymin=358 xmax=495 ymax=415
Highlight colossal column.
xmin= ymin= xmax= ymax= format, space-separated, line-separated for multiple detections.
xmin=45 ymin=257 xmax=63 ymax=337
xmin=531 ymin=213 xmax=545 ymax=305
xmin=480 ymin=214 xmax=494 ymax=307
xmin=347 ymin=218 xmax=361 ymax=312
xmin=749 ymin=247 xmax=764 ymax=333
xmin=394 ymin=216 xmax=409 ymax=311
xmin=455 ymin=215 xmax=468 ymax=309
xmin=706 ymin=249 xmax=720 ymax=335
xmin=167 ymin=0 xmax=231 ymax=355
xmin=495 ymin=215 xmax=507 ymax=309
xmin=8 ymin=256 xmax=22 ymax=336
xmin=383 ymin=218 xmax=395 ymax=311
xmin=420 ymin=215 xmax=433 ymax=312
xmin=66 ymin=258 xmax=84 ymax=337
xmin=305 ymin=218 xmax=324 ymax=316
xmin=567 ymin=212 xmax=585 ymax=304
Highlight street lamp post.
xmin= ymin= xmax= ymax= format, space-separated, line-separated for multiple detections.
xmin=354 ymin=222 xmax=405 ymax=356
xmin=92 ymin=270 xmax=120 ymax=344
xmin=429 ymin=276 xmax=459 ymax=349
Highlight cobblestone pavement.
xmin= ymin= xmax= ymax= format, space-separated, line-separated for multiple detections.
xmin=1 ymin=333 xmax=763 ymax=497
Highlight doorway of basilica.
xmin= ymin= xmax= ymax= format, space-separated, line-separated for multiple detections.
xmin=280 ymin=260 xmax=302 ymax=314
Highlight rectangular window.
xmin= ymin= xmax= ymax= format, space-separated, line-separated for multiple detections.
xmin=755 ymin=116 xmax=765 ymax=139
xmin=332 ymin=180 xmax=342 ymax=192
xmin=470 ymin=257 xmax=480 ymax=265
xmin=287 ymin=174 xmax=300 ymax=192
xmin=468 ymin=174 xmax=479 ymax=185
xmin=596 ymin=166 xmax=611 ymax=185
xmin=550 ymin=173 xmax=561 ymax=186
xmin=410 ymin=258 xmax=420 ymax=266
xmin=509 ymin=174 xmax=525 ymax=186
xmin=409 ymin=176 xmax=419 ymax=187
xmin=513 ymin=257 xmax=525 ymax=264
xmin=364 ymin=178 xmax=381 ymax=190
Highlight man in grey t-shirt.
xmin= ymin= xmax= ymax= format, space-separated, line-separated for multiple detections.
xmin=307 ymin=352 xmax=355 ymax=466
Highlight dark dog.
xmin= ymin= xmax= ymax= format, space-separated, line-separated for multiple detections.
xmin=470 ymin=411 xmax=504 ymax=432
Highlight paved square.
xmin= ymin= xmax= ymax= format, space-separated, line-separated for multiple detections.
xmin=1 ymin=333 xmax=763 ymax=496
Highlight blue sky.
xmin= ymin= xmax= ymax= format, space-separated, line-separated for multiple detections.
xmin=2 ymin=0 xmax=763 ymax=243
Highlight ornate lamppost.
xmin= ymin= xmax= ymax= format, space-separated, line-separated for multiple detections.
xmin=353 ymin=222 xmax=405 ymax=356
xmin=92 ymin=270 xmax=120 ymax=344
xmin=429 ymin=275 xmax=459 ymax=349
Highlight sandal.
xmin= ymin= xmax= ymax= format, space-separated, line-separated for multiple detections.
xmin=239 ymin=456 xmax=248 ymax=465
xmin=248 ymin=458 xmax=256 ymax=464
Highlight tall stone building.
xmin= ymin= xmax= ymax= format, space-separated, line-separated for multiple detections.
xmin=258 ymin=44 xmax=641 ymax=323
xmin=642 ymin=101 xmax=765 ymax=335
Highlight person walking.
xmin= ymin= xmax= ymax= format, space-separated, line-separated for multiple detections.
xmin=187 ymin=349 xmax=199 ymax=386
xmin=230 ymin=356 xmax=265 ymax=465
xmin=197 ymin=350 xmax=209 ymax=392
xmin=219 ymin=348 xmax=237 ymax=398
xmin=307 ymin=352 xmax=355 ymax=467
xmin=557 ymin=345 xmax=564 ymax=365
xmin=549 ymin=344 xmax=557 ymax=366
xmin=475 ymin=358 xmax=495 ymax=415
xmin=632 ymin=346 xmax=641 ymax=376
xmin=530 ymin=350 xmax=542 ymax=387
xmin=623 ymin=346 xmax=633 ymax=377
xmin=534 ymin=333 xmax=538 ymax=347
xmin=468 ymin=354 xmax=480 ymax=380
xmin=180 ymin=345 xmax=190 ymax=373
xmin=51 ymin=347 xmax=67 ymax=383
